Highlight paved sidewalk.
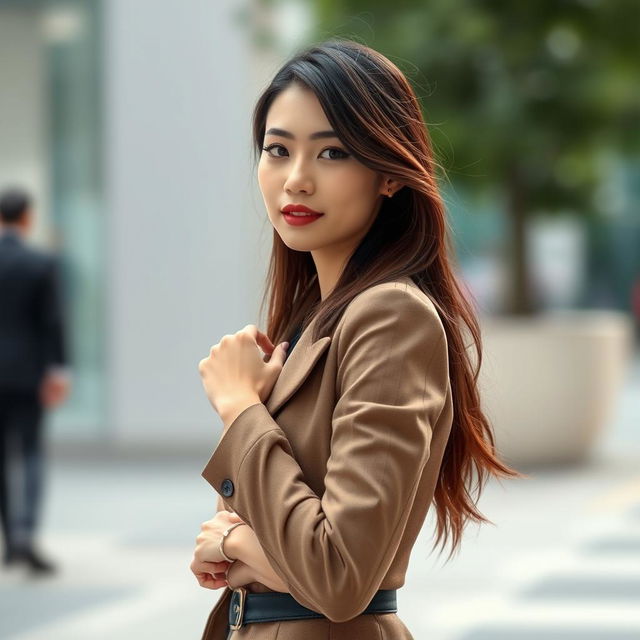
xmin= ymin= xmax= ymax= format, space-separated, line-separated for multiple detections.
xmin=1 ymin=355 xmax=638 ymax=639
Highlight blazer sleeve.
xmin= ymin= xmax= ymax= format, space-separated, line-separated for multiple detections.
xmin=38 ymin=254 xmax=68 ymax=370
xmin=201 ymin=286 xmax=449 ymax=622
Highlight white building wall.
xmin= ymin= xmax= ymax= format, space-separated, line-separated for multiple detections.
xmin=0 ymin=7 xmax=50 ymax=244
xmin=105 ymin=0 xmax=272 ymax=451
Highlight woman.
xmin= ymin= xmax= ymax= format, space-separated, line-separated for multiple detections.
xmin=191 ymin=38 xmax=523 ymax=639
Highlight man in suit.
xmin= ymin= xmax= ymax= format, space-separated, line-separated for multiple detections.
xmin=0 ymin=187 xmax=71 ymax=574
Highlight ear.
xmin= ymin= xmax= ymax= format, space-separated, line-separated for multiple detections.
xmin=379 ymin=176 xmax=403 ymax=199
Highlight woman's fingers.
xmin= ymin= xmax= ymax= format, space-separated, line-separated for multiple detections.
xmin=240 ymin=325 xmax=275 ymax=356
xmin=256 ymin=330 xmax=275 ymax=354
xmin=196 ymin=571 xmax=227 ymax=590
xmin=191 ymin=556 xmax=231 ymax=590
xmin=226 ymin=510 xmax=244 ymax=523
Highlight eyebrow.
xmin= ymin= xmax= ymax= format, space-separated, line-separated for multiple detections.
xmin=265 ymin=127 xmax=339 ymax=140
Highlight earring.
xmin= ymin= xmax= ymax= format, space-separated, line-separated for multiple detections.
xmin=387 ymin=185 xmax=393 ymax=198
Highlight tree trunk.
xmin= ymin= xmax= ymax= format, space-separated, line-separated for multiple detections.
xmin=505 ymin=163 xmax=536 ymax=315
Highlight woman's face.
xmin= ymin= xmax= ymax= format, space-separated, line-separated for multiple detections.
xmin=258 ymin=83 xmax=388 ymax=263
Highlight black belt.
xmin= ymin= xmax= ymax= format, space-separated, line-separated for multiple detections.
xmin=228 ymin=587 xmax=397 ymax=630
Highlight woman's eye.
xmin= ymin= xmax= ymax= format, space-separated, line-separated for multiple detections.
xmin=261 ymin=144 xmax=349 ymax=160
xmin=262 ymin=144 xmax=288 ymax=158
xmin=319 ymin=147 xmax=350 ymax=160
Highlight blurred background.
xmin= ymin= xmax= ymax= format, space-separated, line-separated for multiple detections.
xmin=0 ymin=0 xmax=638 ymax=638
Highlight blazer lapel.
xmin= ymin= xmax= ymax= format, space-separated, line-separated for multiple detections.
xmin=264 ymin=277 xmax=417 ymax=415
xmin=266 ymin=316 xmax=332 ymax=416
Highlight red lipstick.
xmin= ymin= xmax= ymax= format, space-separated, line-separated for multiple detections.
xmin=281 ymin=203 xmax=324 ymax=226
xmin=281 ymin=204 xmax=323 ymax=214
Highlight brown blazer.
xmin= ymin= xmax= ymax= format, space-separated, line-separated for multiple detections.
xmin=199 ymin=276 xmax=454 ymax=639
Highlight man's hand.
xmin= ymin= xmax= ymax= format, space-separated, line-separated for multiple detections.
xmin=39 ymin=371 xmax=71 ymax=408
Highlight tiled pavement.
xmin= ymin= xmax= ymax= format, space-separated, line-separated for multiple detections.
xmin=1 ymin=356 xmax=638 ymax=639
xmin=405 ymin=458 xmax=640 ymax=639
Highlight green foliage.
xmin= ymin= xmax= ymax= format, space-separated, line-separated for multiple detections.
xmin=312 ymin=0 xmax=640 ymax=217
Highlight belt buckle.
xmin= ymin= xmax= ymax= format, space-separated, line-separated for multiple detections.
xmin=229 ymin=586 xmax=247 ymax=630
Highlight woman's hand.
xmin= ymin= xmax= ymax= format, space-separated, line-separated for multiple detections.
xmin=194 ymin=510 xmax=246 ymax=564
xmin=192 ymin=511 xmax=291 ymax=593
xmin=225 ymin=559 xmax=261 ymax=590
xmin=190 ymin=510 xmax=244 ymax=589
xmin=190 ymin=556 xmax=258 ymax=591
xmin=190 ymin=556 xmax=231 ymax=590
xmin=191 ymin=510 xmax=262 ymax=591
xmin=198 ymin=324 xmax=288 ymax=419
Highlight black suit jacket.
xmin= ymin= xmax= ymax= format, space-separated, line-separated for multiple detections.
xmin=0 ymin=228 xmax=68 ymax=392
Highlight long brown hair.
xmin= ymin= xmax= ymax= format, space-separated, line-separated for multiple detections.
xmin=251 ymin=38 xmax=525 ymax=561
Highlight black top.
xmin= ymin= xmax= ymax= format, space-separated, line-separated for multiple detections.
xmin=287 ymin=324 xmax=303 ymax=358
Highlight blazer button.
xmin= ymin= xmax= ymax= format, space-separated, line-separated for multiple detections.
xmin=221 ymin=478 xmax=234 ymax=498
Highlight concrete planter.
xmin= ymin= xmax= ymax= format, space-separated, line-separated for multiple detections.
xmin=478 ymin=311 xmax=634 ymax=468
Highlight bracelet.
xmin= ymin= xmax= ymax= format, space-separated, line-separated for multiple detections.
xmin=219 ymin=521 xmax=247 ymax=563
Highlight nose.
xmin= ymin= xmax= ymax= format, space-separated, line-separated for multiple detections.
xmin=283 ymin=158 xmax=314 ymax=195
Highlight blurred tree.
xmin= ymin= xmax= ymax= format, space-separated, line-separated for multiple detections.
xmin=312 ymin=0 xmax=640 ymax=314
